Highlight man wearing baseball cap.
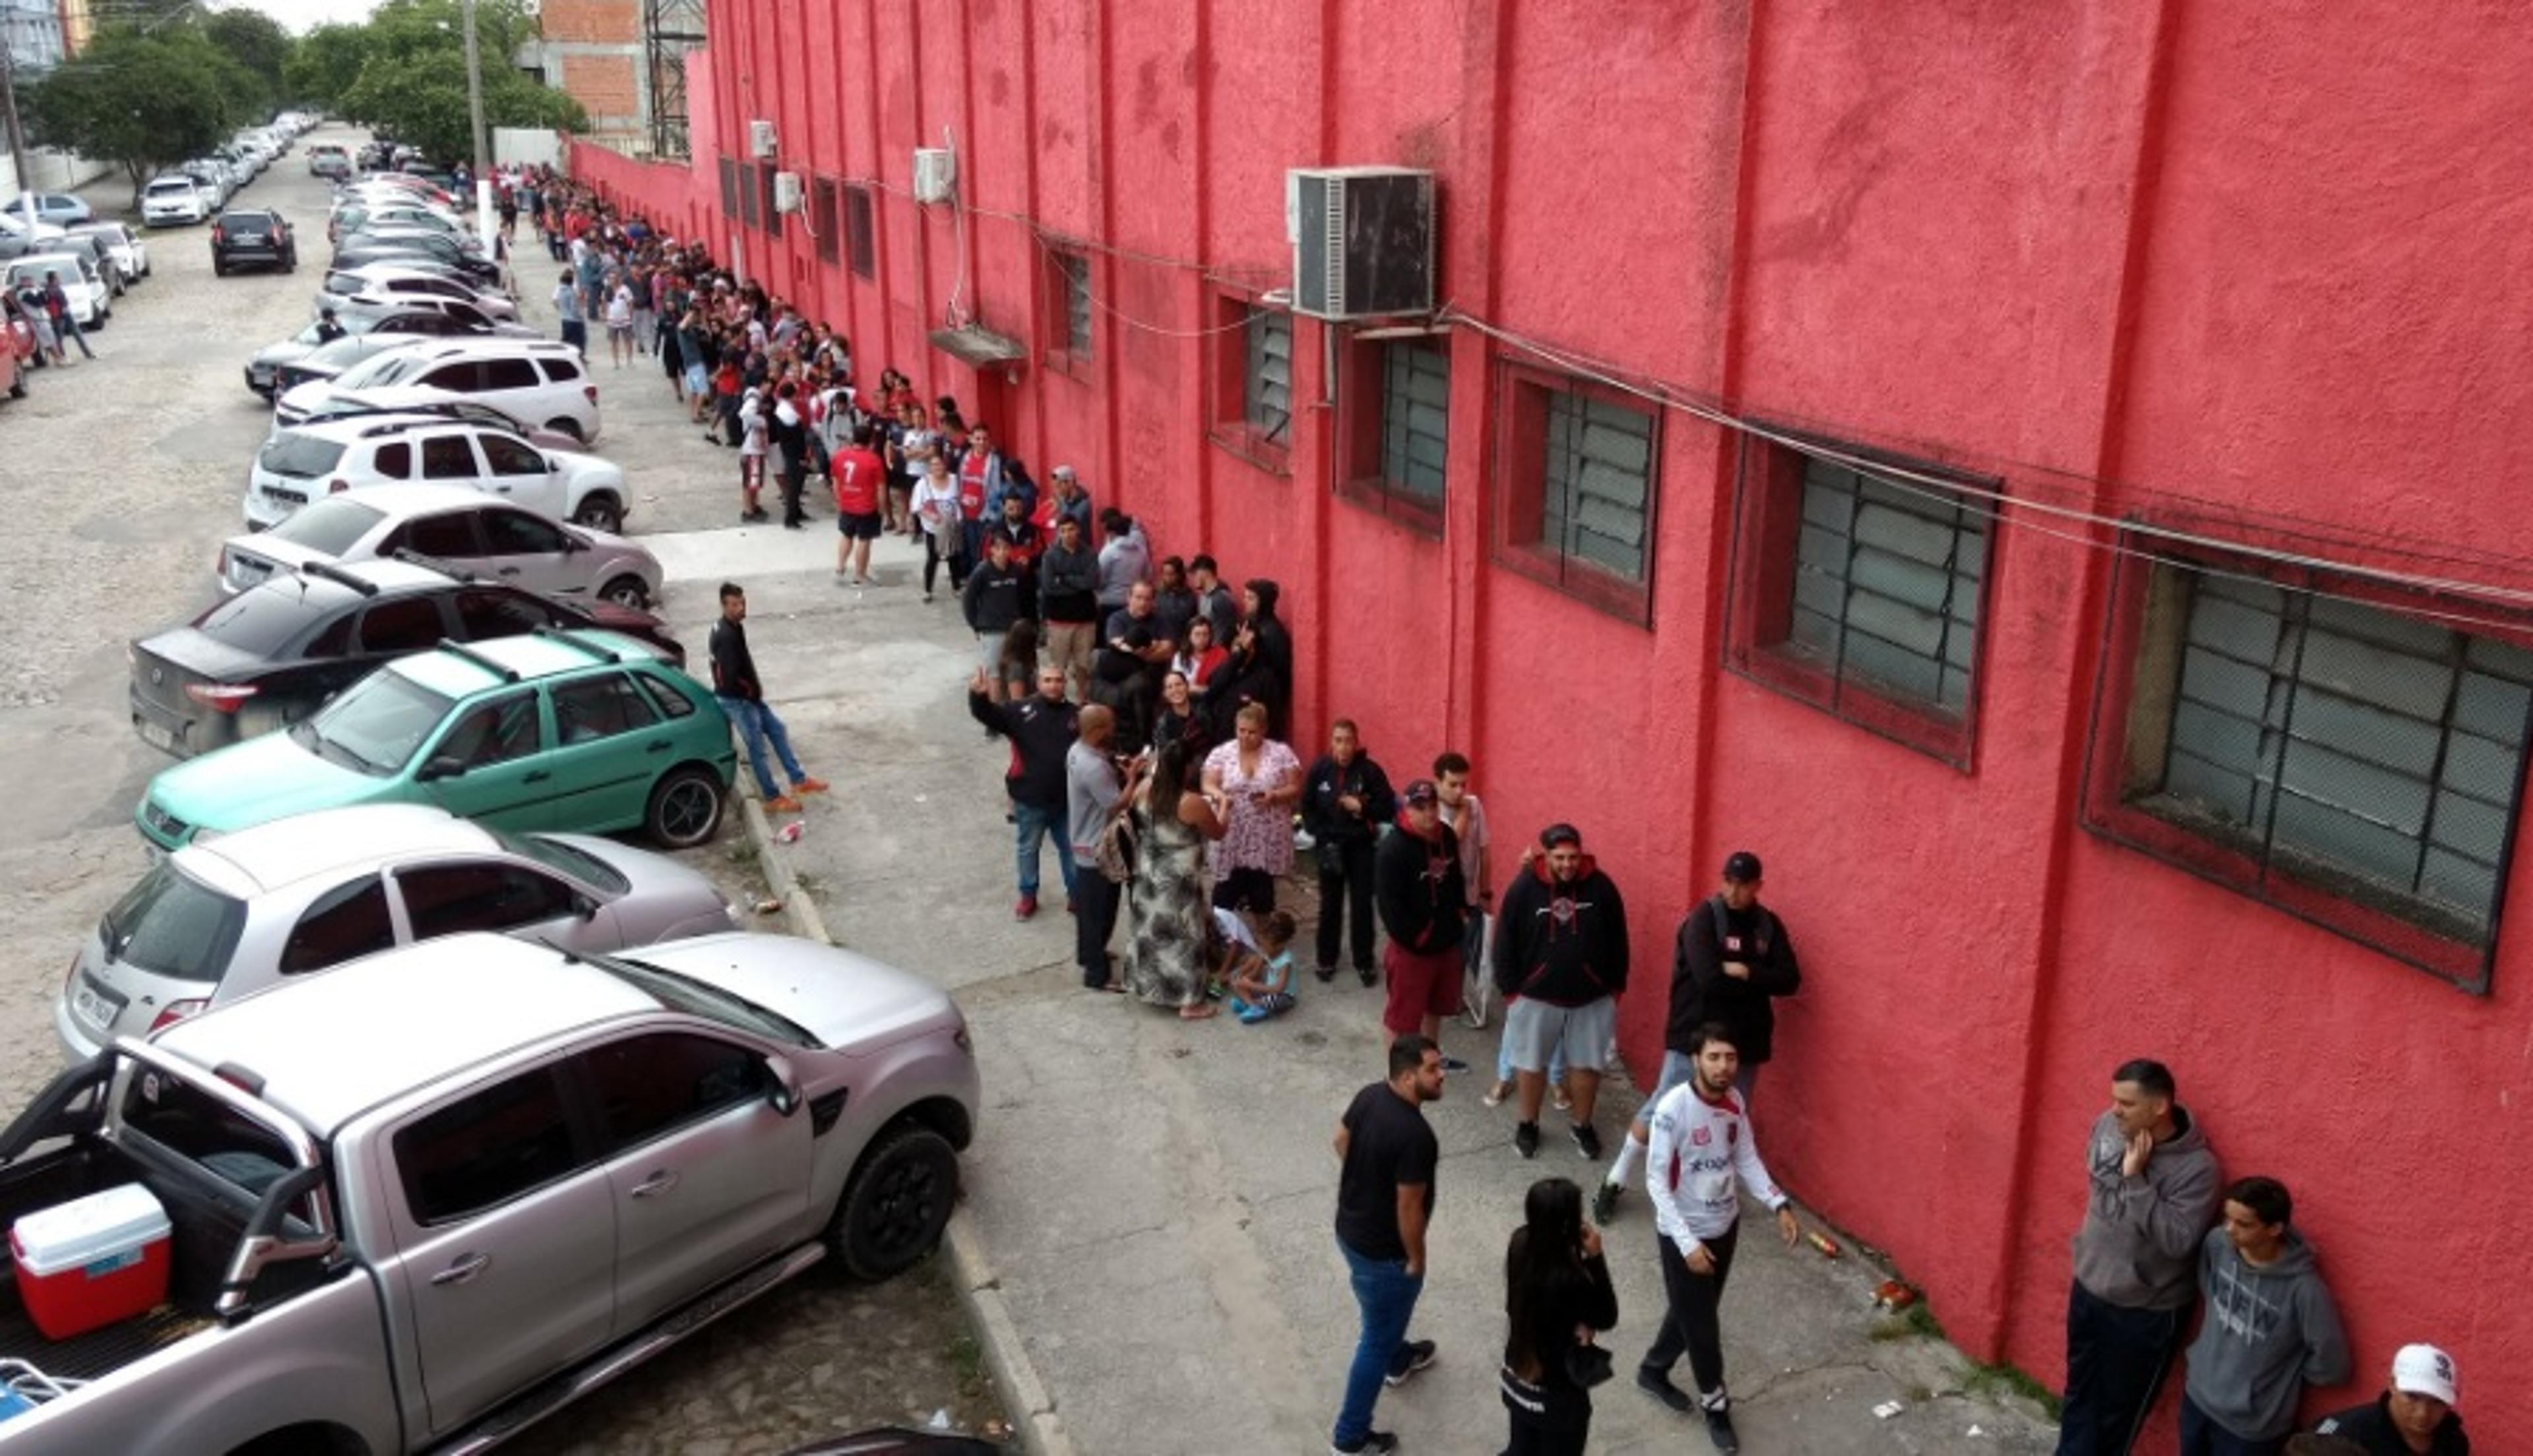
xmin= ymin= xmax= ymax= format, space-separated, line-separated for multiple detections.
xmin=1373 ymin=779 xmax=1465 ymax=1051
xmin=1492 ymin=822 xmax=1630 ymax=1161
xmin=2311 ymin=1345 xmax=2468 ymax=1455
xmin=1595 ymin=850 xmax=1801 ymax=1225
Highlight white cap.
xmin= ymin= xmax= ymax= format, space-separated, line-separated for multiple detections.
xmin=2391 ymin=1343 xmax=2457 ymax=1406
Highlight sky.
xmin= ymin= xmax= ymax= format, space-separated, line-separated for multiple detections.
xmin=214 ymin=0 xmax=383 ymax=36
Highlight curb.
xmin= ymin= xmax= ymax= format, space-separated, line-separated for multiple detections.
xmin=735 ymin=778 xmax=1073 ymax=1456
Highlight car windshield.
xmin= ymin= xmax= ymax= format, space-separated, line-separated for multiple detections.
xmin=186 ymin=586 xmax=331 ymax=655
xmin=494 ymin=830 xmax=632 ymax=894
xmin=266 ymin=497 xmax=385 ymax=555
xmin=100 ymin=860 xmax=247 ymax=984
xmin=297 ymin=671 xmax=453 ymax=775
xmin=306 ymin=335 xmax=394 ymax=370
xmin=3 ymin=259 xmax=74 ymax=288
xmin=340 ymin=352 xmax=426 ymax=389
xmin=146 ymin=181 xmax=194 ymax=196
xmin=593 ymin=952 xmax=818 ymax=1048
xmin=258 ymin=433 xmax=348 ymax=480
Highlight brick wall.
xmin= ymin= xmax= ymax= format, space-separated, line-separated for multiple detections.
xmin=559 ymin=51 xmax=641 ymax=128
xmin=540 ymin=0 xmax=639 ymax=46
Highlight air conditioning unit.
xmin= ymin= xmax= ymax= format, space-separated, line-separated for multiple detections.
xmin=912 ymin=147 xmax=956 ymax=203
xmin=1286 ymin=166 xmax=1435 ymax=321
xmin=749 ymin=120 xmax=778 ymax=160
xmin=772 ymin=171 xmax=803 ymax=214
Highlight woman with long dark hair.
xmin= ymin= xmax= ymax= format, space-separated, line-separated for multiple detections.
xmin=1121 ymin=737 xmax=1230 ymax=1018
xmin=1501 ymin=1177 xmax=1619 ymax=1456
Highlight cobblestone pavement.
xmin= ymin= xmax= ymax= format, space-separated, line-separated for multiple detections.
xmin=0 ymin=135 xmax=1000 ymax=1451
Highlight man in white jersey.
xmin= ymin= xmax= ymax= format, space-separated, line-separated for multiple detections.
xmin=1637 ymin=1023 xmax=1801 ymax=1454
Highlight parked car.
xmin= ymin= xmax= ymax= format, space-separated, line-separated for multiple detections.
xmin=65 ymin=220 xmax=148 ymax=283
xmin=247 ymin=414 xmax=633 ymax=532
xmin=177 ymin=160 xmax=235 ymax=208
xmin=0 ymin=928 xmax=975 ymax=1453
xmin=137 ymin=629 xmax=732 ymax=851
xmin=140 ymin=175 xmax=210 ymax=226
xmin=278 ymin=384 xmax=582 ymax=451
xmin=1 ymin=253 xmax=108 ymax=326
xmin=59 ymin=803 xmax=738 ymax=1058
xmin=307 ymin=142 xmax=351 ymax=179
xmin=8 ymin=192 xmax=91 ymax=228
xmin=330 ymin=292 xmax=538 ymax=338
xmin=265 ymin=330 xmax=449 ymax=398
xmin=328 ymin=200 xmax=465 ymax=247
xmin=246 ymin=316 xmax=414 ymax=396
xmin=216 ymin=483 xmax=660 ymax=604
xmin=212 ymin=208 xmax=297 ymax=274
xmin=45 ymin=230 xmax=125 ymax=295
xmin=276 ymin=337 xmax=602 ymax=442
xmin=131 ymin=556 xmax=683 ymax=758
xmin=331 ymin=231 xmax=503 ymax=289
xmin=318 ymin=261 xmax=518 ymax=320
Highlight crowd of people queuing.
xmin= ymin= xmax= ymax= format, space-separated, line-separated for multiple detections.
xmin=536 ymin=167 xmax=2471 ymax=1456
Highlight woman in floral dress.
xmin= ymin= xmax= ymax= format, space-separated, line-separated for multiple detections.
xmin=1202 ymin=702 xmax=1303 ymax=915
xmin=1123 ymin=739 xmax=1230 ymax=1017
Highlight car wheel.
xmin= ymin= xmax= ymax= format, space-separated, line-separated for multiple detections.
xmin=599 ymin=574 xmax=648 ymax=609
xmin=571 ymin=494 xmax=623 ymax=533
xmin=643 ymin=765 xmax=724 ymax=849
xmin=545 ymin=417 xmax=587 ymax=444
xmin=831 ymin=1123 xmax=960 ymax=1282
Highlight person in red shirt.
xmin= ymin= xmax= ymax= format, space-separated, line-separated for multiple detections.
xmin=955 ymin=429 xmax=993 ymax=582
xmin=830 ymin=424 xmax=890 ymax=585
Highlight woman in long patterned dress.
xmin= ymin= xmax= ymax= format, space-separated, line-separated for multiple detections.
xmin=1123 ymin=738 xmax=1230 ymax=1018
xmin=1202 ymin=702 xmax=1303 ymax=915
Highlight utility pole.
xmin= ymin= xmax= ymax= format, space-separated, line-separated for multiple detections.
xmin=460 ymin=0 xmax=493 ymax=253
xmin=1 ymin=20 xmax=32 ymax=218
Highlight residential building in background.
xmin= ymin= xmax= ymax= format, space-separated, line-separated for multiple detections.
xmin=3 ymin=0 xmax=65 ymax=73
xmin=570 ymin=3 xmax=2533 ymax=1447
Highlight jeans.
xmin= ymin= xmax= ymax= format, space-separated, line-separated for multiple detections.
xmin=1644 ymin=1223 xmax=1739 ymax=1398
xmin=559 ymin=318 xmax=587 ymax=353
xmin=1013 ymin=801 xmax=1076 ymax=899
xmin=2057 ymin=1280 xmax=2187 ymax=1456
xmin=1073 ymin=860 xmax=1121 ymax=985
xmin=720 ymin=696 xmax=803 ymax=798
xmin=1315 ymin=837 xmax=1377 ymax=972
xmin=55 ymin=314 xmax=92 ymax=359
xmin=2177 ymin=1395 xmax=2281 ymax=1456
xmin=1333 ymin=1238 xmax=1423 ymax=1448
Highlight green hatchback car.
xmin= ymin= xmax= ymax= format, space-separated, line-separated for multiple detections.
xmin=137 ymin=629 xmax=737 ymax=853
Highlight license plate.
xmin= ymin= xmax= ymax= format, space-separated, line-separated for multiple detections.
xmin=135 ymin=719 xmax=176 ymax=752
xmin=71 ymin=978 xmax=121 ymax=1033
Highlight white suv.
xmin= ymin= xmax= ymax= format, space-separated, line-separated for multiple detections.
xmin=245 ymin=412 xmax=633 ymax=533
xmin=276 ymin=338 xmax=602 ymax=443
xmin=318 ymin=262 xmax=518 ymax=320
xmin=142 ymin=175 xmax=210 ymax=226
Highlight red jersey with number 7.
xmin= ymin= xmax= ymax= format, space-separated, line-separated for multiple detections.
xmin=831 ymin=448 xmax=887 ymax=514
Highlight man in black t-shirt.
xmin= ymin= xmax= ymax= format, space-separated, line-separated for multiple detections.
xmin=1329 ymin=1035 xmax=1445 ymax=1456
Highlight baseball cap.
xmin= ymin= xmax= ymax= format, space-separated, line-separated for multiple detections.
xmin=1724 ymin=851 xmax=1764 ymax=883
xmin=2391 ymin=1344 xmax=2457 ymax=1405
xmin=1402 ymin=779 xmax=1439 ymax=806
xmin=1540 ymin=823 xmax=1582 ymax=849
xmin=1053 ymin=464 xmax=1077 ymax=479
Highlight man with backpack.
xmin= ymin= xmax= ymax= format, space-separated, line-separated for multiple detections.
xmin=1596 ymin=851 xmax=1799 ymax=1224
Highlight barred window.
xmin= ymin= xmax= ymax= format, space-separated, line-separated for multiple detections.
xmin=1243 ymin=309 xmax=1292 ymax=443
xmin=1045 ymin=249 xmax=1090 ymax=363
xmin=758 ymin=163 xmax=781 ymax=239
xmin=1786 ymin=456 xmax=1987 ymax=715
xmin=737 ymin=165 xmax=759 ymax=228
xmin=1379 ymin=343 xmax=1449 ymax=503
xmin=1540 ymin=392 xmax=1652 ymax=583
xmin=718 ymin=158 xmax=739 ymax=218
xmin=844 ymin=185 xmax=875 ymax=278
xmin=811 ymin=178 xmax=838 ymax=265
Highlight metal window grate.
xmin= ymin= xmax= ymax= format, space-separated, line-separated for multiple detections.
xmin=759 ymin=164 xmax=782 ymax=239
xmin=2143 ymin=570 xmax=2533 ymax=945
xmin=811 ymin=179 xmax=839 ymax=265
xmin=737 ymin=166 xmax=759 ymax=228
xmin=1053 ymin=252 xmax=1092 ymax=357
xmin=718 ymin=158 xmax=739 ymax=218
xmin=1379 ymin=342 xmax=1449 ymax=501
xmin=844 ymin=186 xmax=875 ymax=278
xmin=1243 ymin=309 xmax=1292 ymax=443
xmin=1786 ymin=454 xmax=1987 ymax=714
xmin=1540 ymin=391 xmax=1652 ymax=582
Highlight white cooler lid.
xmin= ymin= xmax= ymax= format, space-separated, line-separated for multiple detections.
xmin=12 ymin=1184 xmax=171 ymax=1278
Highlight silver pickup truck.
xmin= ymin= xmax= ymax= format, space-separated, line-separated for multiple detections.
xmin=0 ymin=930 xmax=979 ymax=1453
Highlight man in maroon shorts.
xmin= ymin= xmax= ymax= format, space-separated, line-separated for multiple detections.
xmin=1376 ymin=780 xmax=1468 ymax=1052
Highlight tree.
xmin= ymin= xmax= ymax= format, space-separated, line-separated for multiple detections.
xmin=203 ymin=11 xmax=293 ymax=115
xmin=334 ymin=0 xmax=586 ymax=164
xmin=285 ymin=24 xmax=374 ymax=113
xmin=20 ymin=29 xmax=245 ymax=208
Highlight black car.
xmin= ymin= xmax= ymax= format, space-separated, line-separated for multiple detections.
xmin=268 ymin=318 xmax=501 ymax=396
xmin=212 ymin=209 xmax=297 ymax=274
xmin=128 ymin=557 xmax=685 ymax=758
xmin=332 ymin=233 xmax=501 ymax=289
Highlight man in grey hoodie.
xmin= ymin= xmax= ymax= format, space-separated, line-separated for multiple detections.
xmin=2181 ymin=1176 xmax=2351 ymax=1456
xmin=2060 ymin=1058 xmax=2223 ymax=1455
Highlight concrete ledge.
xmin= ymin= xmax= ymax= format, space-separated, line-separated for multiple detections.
xmin=736 ymin=772 xmax=1071 ymax=1456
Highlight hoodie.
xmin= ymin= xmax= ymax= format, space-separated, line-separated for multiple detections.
xmin=1218 ymin=580 xmax=1294 ymax=738
xmin=1302 ymin=752 xmax=1397 ymax=849
xmin=968 ymin=688 xmax=1079 ymax=812
xmin=1375 ymin=814 xmax=1464 ymax=955
xmin=1666 ymin=895 xmax=1801 ymax=1061
xmin=1492 ymin=857 xmax=1630 ymax=1007
xmin=2181 ymin=1227 xmax=2351 ymax=1440
xmin=2069 ymin=1106 xmax=2222 ymax=1312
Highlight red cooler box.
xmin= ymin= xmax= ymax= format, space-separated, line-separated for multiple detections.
xmin=11 ymin=1184 xmax=172 ymax=1340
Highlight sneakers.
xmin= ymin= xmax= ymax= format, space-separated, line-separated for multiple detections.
xmin=1015 ymin=894 xmax=1038 ymax=919
xmin=1637 ymin=1368 xmax=1693 ymax=1412
xmin=1356 ymin=965 xmax=1377 ymax=988
xmin=1571 ymin=1122 xmax=1604 ymax=1160
xmin=1383 ymin=1339 xmax=1436 ymax=1387
xmin=1704 ymin=1403 xmax=1741 ymax=1453
xmin=792 ymin=777 xmax=830 ymax=795
xmin=1329 ymin=1432 xmax=1398 ymax=1455
xmin=1515 ymin=1121 xmax=1540 ymax=1159
xmin=1439 ymin=1056 xmax=1470 ymax=1074
xmin=1481 ymin=1079 xmax=1513 ymax=1108
xmin=1314 ymin=963 xmax=1338 ymax=983
xmin=764 ymin=795 xmax=802 ymax=813
xmin=1591 ymin=1180 xmax=1623 ymax=1225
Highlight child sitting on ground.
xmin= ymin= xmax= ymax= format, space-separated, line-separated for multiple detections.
xmin=1226 ymin=910 xmax=1299 ymax=1023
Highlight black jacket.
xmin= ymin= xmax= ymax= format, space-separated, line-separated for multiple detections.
xmin=706 ymin=618 xmax=762 ymax=702
xmin=1493 ymin=857 xmax=1629 ymax=1006
xmin=1218 ymin=580 xmax=1294 ymax=737
xmin=1376 ymin=818 xmax=1464 ymax=956
xmin=1302 ymin=753 xmax=1396 ymax=848
xmin=962 ymin=558 xmax=1033 ymax=636
xmin=2313 ymin=1397 xmax=2469 ymax=1455
xmin=1502 ymin=1248 xmax=1619 ymax=1398
xmin=968 ymin=688 xmax=1077 ymax=810
xmin=1038 ymin=542 xmax=1100 ymax=623
xmin=1666 ymin=895 xmax=1801 ymax=1062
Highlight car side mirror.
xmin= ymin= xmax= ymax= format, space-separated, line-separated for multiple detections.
xmin=571 ymin=893 xmax=598 ymax=922
xmin=416 ymin=754 xmax=466 ymax=782
xmin=560 ymin=532 xmax=587 ymax=554
xmin=764 ymin=1054 xmax=802 ymax=1116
